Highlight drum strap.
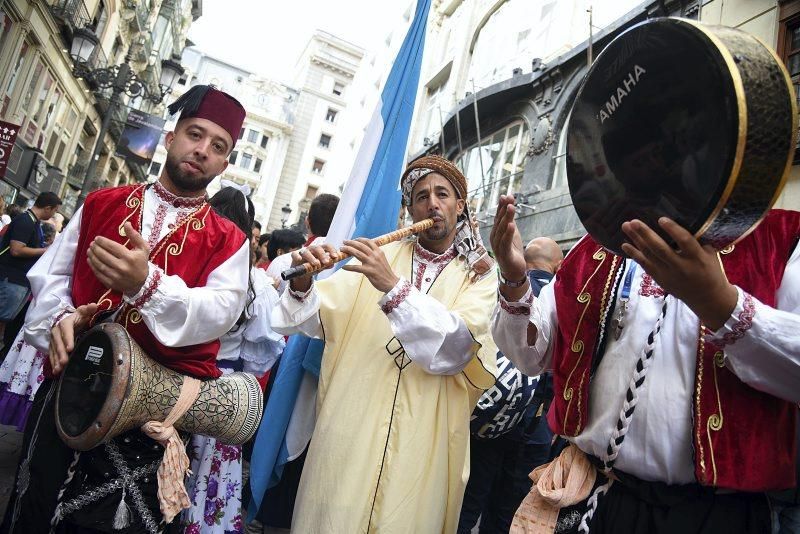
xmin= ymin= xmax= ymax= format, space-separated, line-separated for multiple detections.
xmin=140 ymin=375 xmax=201 ymax=524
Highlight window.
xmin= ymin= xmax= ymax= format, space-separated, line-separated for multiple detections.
xmin=0 ymin=10 xmax=13 ymax=59
xmin=454 ymin=120 xmax=530 ymax=215
xmin=238 ymin=128 xmax=244 ymax=140
xmin=319 ymin=134 xmax=331 ymax=149
xmin=230 ymin=150 xmax=238 ymax=164
xmin=312 ymin=159 xmax=325 ymax=174
xmin=2 ymin=41 xmax=28 ymax=117
xmin=149 ymin=162 xmax=162 ymax=176
xmin=178 ymin=77 xmax=187 ymax=86
xmin=247 ymin=129 xmax=259 ymax=143
xmin=254 ymin=158 xmax=263 ymax=173
xmin=779 ymin=1 xmax=800 ymax=110
xmin=305 ymin=185 xmax=319 ymax=198
xmin=91 ymin=1 xmax=109 ymax=41
xmin=332 ymin=82 xmax=344 ymax=96
xmin=325 ymin=108 xmax=338 ymax=123
xmin=260 ymin=134 xmax=268 ymax=148
xmin=241 ymin=153 xmax=253 ymax=169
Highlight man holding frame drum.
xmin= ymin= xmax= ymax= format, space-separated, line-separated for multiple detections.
xmin=490 ymin=18 xmax=800 ymax=534
xmin=1 ymin=85 xmax=251 ymax=534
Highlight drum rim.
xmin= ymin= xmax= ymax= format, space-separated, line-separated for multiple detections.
xmin=678 ymin=18 xmax=747 ymax=242
xmin=55 ymin=322 xmax=133 ymax=451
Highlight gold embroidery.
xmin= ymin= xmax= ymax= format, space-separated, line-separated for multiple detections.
xmin=152 ymin=204 xmax=209 ymax=275
xmin=695 ymin=329 xmax=707 ymax=479
xmin=119 ymin=185 xmax=146 ymax=236
xmin=720 ymin=244 xmax=735 ymax=255
xmin=562 ymin=248 xmax=613 ymax=434
xmin=128 ymin=309 xmax=142 ymax=324
xmin=706 ymin=350 xmax=724 ymax=485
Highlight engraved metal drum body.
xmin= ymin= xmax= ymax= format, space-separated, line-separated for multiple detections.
xmin=56 ymin=323 xmax=263 ymax=451
xmin=567 ymin=18 xmax=798 ymax=255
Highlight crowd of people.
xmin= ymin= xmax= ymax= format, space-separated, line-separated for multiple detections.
xmin=0 ymin=83 xmax=794 ymax=534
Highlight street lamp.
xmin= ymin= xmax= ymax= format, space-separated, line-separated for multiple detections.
xmin=71 ymin=30 xmax=184 ymax=208
xmin=280 ymin=203 xmax=292 ymax=228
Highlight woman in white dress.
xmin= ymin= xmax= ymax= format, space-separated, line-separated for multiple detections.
xmin=181 ymin=186 xmax=284 ymax=534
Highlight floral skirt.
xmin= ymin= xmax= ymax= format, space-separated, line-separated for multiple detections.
xmin=0 ymin=330 xmax=45 ymax=431
xmin=181 ymin=433 xmax=244 ymax=533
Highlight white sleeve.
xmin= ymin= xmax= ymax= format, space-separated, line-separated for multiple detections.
xmin=23 ymin=206 xmax=83 ymax=352
xmin=709 ymin=245 xmax=800 ymax=402
xmin=377 ymin=277 xmax=476 ymax=375
xmin=270 ymin=282 xmax=323 ymax=339
xmin=490 ymin=281 xmax=557 ymax=376
xmin=240 ymin=273 xmax=286 ymax=373
xmin=121 ymin=240 xmax=250 ymax=347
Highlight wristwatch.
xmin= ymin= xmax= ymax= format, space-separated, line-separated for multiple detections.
xmin=499 ymin=272 xmax=528 ymax=288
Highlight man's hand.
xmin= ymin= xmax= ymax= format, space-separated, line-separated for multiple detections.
xmin=341 ymin=238 xmax=399 ymax=293
xmin=49 ymin=303 xmax=99 ymax=375
xmin=621 ymin=217 xmax=738 ymax=330
xmin=288 ymin=244 xmax=341 ymax=293
xmin=87 ymin=222 xmax=150 ymax=296
xmin=490 ymin=195 xmax=529 ymax=301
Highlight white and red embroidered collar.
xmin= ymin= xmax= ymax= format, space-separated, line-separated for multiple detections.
xmin=152 ymin=181 xmax=207 ymax=209
xmin=413 ymin=241 xmax=457 ymax=264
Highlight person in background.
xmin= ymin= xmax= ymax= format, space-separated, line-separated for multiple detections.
xmin=457 ymin=237 xmax=563 ymax=534
xmin=181 ymin=187 xmax=285 ymax=534
xmin=0 ymin=192 xmax=62 ymax=357
xmin=252 ymin=220 xmax=262 ymax=249
xmin=255 ymin=233 xmax=271 ymax=270
xmin=265 ymin=194 xmax=339 ymax=295
xmin=264 ymin=229 xmax=306 ymax=294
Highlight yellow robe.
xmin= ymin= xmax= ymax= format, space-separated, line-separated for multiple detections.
xmin=291 ymin=240 xmax=498 ymax=533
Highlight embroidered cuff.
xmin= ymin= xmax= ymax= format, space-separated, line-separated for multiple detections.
xmin=123 ymin=264 xmax=163 ymax=309
xmin=51 ymin=307 xmax=75 ymax=329
xmin=498 ymin=284 xmax=534 ymax=316
xmin=288 ymin=283 xmax=314 ymax=302
xmin=706 ymin=288 xmax=755 ymax=348
xmin=380 ymin=277 xmax=412 ymax=314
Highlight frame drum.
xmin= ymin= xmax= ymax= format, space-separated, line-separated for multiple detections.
xmin=567 ymin=18 xmax=798 ymax=255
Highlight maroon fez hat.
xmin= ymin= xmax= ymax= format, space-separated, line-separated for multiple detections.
xmin=167 ymin=85 xmax=246 ymax=147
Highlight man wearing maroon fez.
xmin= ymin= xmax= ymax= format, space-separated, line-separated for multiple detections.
xmin=1 ymin=85 xmax=251 ymax=533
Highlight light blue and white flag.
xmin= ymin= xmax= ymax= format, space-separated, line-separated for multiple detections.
xmin=248 ymin=0 xmax=433 ymax=518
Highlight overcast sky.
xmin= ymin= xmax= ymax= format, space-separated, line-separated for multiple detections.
xmin=189 ymin=0 xmax=411 ymax=82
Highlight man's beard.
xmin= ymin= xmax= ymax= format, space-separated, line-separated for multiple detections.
xmin=164 ymin=154 xmax=216 ymax=193
xmin=423 ymin=224 xmax=451 ymax=241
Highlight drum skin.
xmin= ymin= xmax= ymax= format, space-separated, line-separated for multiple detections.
xmin=567 ymin=18 xmax=798 ymax=255
xmin=56 ymin=323 xmax=264 ymax=451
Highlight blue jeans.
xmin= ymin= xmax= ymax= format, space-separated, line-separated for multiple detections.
xmin=771 ymin=494 xmax=800 ymax=534
xmin=0 ymin=279 xmax=29 ymax=321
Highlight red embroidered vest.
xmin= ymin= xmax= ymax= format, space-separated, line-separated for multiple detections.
xmin=547 ymin=209 xmax=800 ymax=491
xmin=68 ymin=185 xmax=245 ymax=379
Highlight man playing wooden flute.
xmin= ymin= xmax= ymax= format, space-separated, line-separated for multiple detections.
xmin=270 ymin=154 xmax=498 ymax=533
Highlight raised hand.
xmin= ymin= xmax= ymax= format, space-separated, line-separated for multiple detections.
xmin=621 ymin=217 xmax=738 ymax=330
xmin=490 ymin=195 xmax=529 ymax=300
xmin=340 ymin=238 xmax=400 ymax=293
xmin=87 ymin=222 xmax=151 ymax=296
xmin=50 ymin=303 xmax=99 ymax=375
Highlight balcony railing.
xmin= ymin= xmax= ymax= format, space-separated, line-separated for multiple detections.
xmin=48 ymin=0 xmax=92 ymax=32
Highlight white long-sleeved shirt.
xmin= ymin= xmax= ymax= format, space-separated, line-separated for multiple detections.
xmin=23 ymin=184 xmax=250 ymax=352
xmin=271 ymin=244 xmax=477 ymax=375
xmin=218 ymin=267 xmax=285 ymax=375
xmin=491 ymin=242 xmax=800 ymax=485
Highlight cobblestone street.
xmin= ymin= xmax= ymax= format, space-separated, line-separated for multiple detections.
xmin=0 ymin=425 xmax=22 ymax=519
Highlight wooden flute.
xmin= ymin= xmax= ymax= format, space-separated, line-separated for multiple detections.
xmin=281 ymin=218 xmax=435 ymax=281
